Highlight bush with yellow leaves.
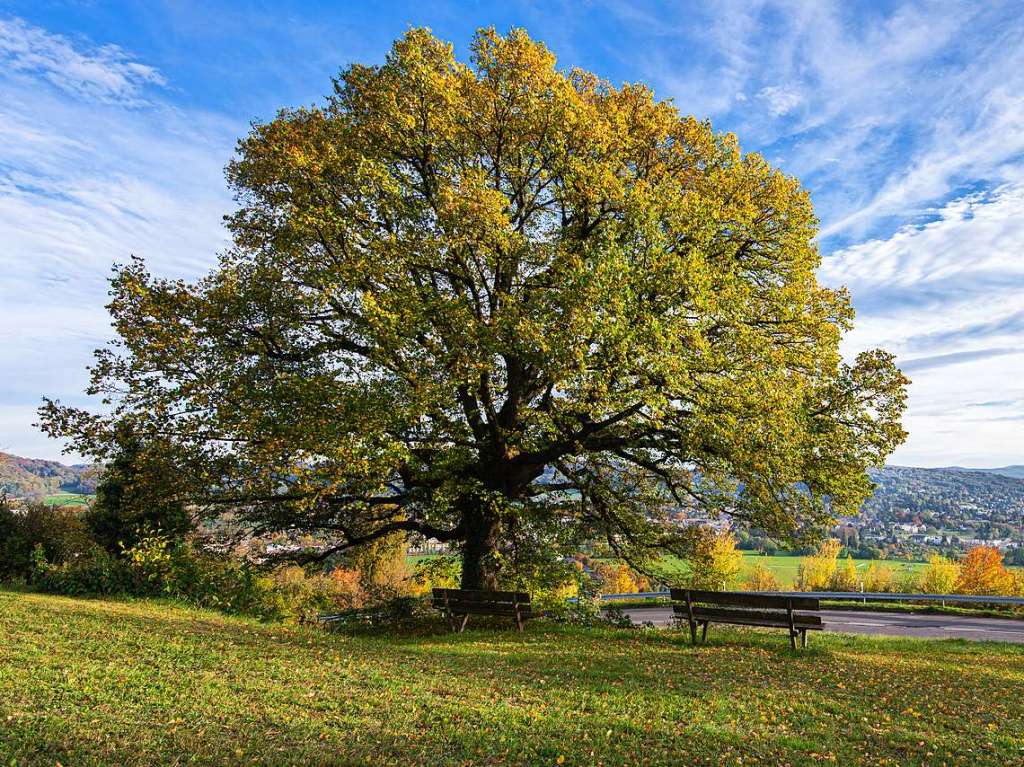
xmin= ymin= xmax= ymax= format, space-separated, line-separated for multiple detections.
xmin=796 ymin=539 xmax=841 ymax=591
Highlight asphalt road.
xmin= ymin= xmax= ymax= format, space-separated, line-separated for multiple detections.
xmin=620 ymin=606 xmax=1024 ymax=644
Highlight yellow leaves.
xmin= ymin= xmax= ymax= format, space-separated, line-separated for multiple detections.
xmin=686 ymin=530 xmax=743 ymax=590
xmin=957 ymin=546 xmax=1016 ymax=596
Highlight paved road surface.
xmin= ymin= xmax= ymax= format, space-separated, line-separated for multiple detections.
xmin=620 ymin=606 xmax=1024 ymax=644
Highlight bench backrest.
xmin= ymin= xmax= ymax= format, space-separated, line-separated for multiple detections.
xmin=432 ymin=588 xmax=531 ymax=612
xmin=669 ymin=589 xmax=819 ymax=611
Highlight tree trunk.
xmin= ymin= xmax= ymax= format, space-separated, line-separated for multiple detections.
xmin=460 ymin=510 xmax=501 ymax=590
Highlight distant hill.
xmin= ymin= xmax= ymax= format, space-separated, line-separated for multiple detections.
xmin=863 ymin=465 xmax=1024 ymax=533
xmin=3 ymin=452 xmax=1022 ymax=533
xmin=944 ymin=465 xmax=1024 ymax=480
xmin=0 ymin=452 xmax=97 ymax=498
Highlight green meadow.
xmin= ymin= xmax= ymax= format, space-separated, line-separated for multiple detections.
xmin=42 ymin=492 xmax=93 ymax=507
xmin=645 ymin=552 xmax=928 ymax=590
xmin=2 ymin=590 xmax=1022 ymax=766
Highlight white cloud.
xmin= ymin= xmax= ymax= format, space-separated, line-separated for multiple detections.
xmin=757 ymin=85 xmax=802 ymax=117
xmin=0 ymin=17 xmax=166 ymax=105
xmin=821 ymin=183 xmax=1024 ymax=466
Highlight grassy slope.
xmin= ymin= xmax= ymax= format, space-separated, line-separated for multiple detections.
xmin=2 ymin=591 xmax=1023 ymax=766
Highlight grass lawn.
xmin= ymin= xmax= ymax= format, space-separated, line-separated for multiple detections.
xmin=42 ymin=492 xmax=93 ymax=507
xmin=2 ymin=590 xmax=1023 ymax=765
xmin=738 ymin=552 xmax=927 ymax=587
xmin=654 ymin=552 xmax=928 ymax=589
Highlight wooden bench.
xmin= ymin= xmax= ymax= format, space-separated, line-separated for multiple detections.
xmin=431 ymin=588 xmax=532 ymax=632
xmin=670 ymin=589 xmax=822 ymax=649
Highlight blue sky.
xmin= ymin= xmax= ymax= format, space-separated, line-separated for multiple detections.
xmin=2 ymin=1 xmax=1023 ymax=466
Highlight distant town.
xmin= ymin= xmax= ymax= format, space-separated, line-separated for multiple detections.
xmin=6 ymin=451 xmax=1022 ymax=564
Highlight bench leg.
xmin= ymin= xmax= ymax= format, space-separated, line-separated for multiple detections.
xmin=790 ymin=630 xmax=798 ymax=651
xmin=459 ymin=614 xmax=469 ymax=633
xmin=801 ymin=629 xmax=808 ymax=648
xmin=701 ymin=621 xmax=709 ymax=643
xmin=689 ymin=620 xmax=698 ymax=645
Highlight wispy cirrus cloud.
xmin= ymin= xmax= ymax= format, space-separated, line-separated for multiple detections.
xmin=0 ymin=16 xmax=236 ymax=460
xmin=602 ymin=1 xmax=1024 ymax=244
xmin=899 ymin=349 xmax=1023 ymax=373
xmin=821 ymin=182 xmax=1024 ymax=465
xmin=0 ymin=17 xmax=166 ymax=105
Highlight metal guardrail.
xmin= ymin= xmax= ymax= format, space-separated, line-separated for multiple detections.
xmin=594 ymin=590 xmax=1024 ymax=607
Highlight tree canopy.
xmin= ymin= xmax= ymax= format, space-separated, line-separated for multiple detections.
xmin=41 ymin=28 xmax=908 ymax=588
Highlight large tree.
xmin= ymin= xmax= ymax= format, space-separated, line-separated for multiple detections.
xmin=41 ymin=28 xmax=908 ymax=589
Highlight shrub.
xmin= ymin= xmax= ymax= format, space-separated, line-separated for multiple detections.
xmin=917 ymin=554 xmax=961 ymax=594
xmin=862 ymin=562 xmax=895 ymax=593
xmin=1014 ymin=570 xmax=1024 ymax=598
xmin=348 ymin=532 xmax=413 ymax=601
xmin=0 ymin=499 xmax=95 ymax=580
xmin=957 ymin=546 xmax=1015 ymax=596
xmin=828 ymin=554 xmax=859 ymax=592
xmin=592 ymin=561 xmax=650 ymax=595
xmin=743 ymin=562 xmax=782 ymax=592
xmin=121 ymin=535 xmax=273 ymax=613
xmin=266 ymin=565 xmax=366 ymax=620
xmin=413 ymin=555 xmax=462 ymax=592
xmin=796 ymin=539 xmax=841 ymax=591
xmin=31 ymin=544 xmax=135 ymax=596
xmin=686 ymin=530 xmax=742 ymax=591
xmin=543 ymin=594 xmax=606 ymax=627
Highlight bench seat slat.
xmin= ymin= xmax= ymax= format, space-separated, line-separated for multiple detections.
xmin=679 ymin=610 xmax=823 ymax=626
xmin=441 ymin=606 xmax=533 ymax=617
xmin=674 ymin=606 xmax=822 ymax=627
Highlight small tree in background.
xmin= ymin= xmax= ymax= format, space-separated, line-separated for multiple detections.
xmin=957 ymin=546 xmax=1014 ymax=596
xmin=86 ymin=423 xmax=193 ymax=555
xmin=593 ymin=561 xmax=650 ymax=595
xmin=918 ymin=554 xmax=960 ymax=594
xmin=744 ymin=562 xmax=782 ymax=592
xmin=686 ymin=530 xmax=742 ymax=591
xmin=796 ymin=539 xmax=841 ymax=591
xmin=348 ymin=530 xmax=412 ymax=599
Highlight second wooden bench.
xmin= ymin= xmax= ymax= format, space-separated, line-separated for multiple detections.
xmin=670 ymin=589 xmax=822 ymax=649
xmin=432 ymin=588 xmax=532 ymax=632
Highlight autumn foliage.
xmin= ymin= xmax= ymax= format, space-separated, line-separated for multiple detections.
xmin=796 ymin=539 xmax=841 ymax=591
xmin=743 ymin=563 xmax=782 ymax=592
xmin=685 ymin=530 xmax=742 ymax=591
xmin=956 ymin=546 xmax=1015 ymax=596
